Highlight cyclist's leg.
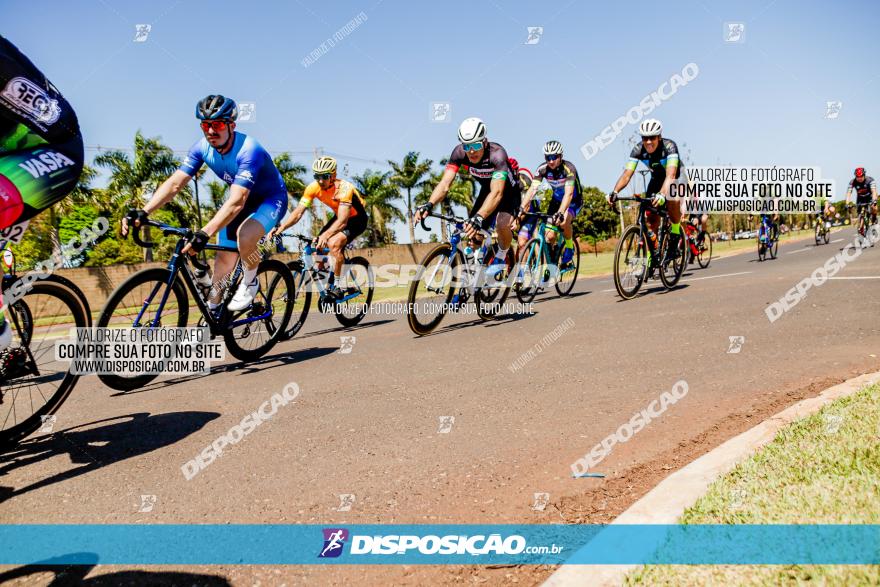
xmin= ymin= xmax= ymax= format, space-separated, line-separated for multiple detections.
xmin=560 ymin=200 xmax=582 ymax=265
xmin=544 ymin=198 xmax=562 ymax=246
xmin=493 ymin=182 xmax=518 ymax=252
xmin=331 ymin=212 xmax=367 ymax=290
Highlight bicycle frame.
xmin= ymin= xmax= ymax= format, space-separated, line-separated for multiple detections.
xmin=131 ymin=222 xmax=274 ymax=335
xmin=758 ymin=216 xmax=774 ymax=243
xmin=421 ymin=213 xmax=494 ymax=298
xmin=286 ymin=235 xmax=364 ymax=304
xmin=620 ymin=196 xmax=673 ymax=262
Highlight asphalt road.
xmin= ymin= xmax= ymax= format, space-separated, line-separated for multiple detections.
xmin=2 ymin=228 xmax=879 ymax=586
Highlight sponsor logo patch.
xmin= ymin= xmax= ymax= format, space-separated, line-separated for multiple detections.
xmin=1 ymin=77 xmax=62 ymax=125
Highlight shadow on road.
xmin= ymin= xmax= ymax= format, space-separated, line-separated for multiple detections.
xmin=0 ymin=411 xmax=219 ymax=502
xmin=0 ymin=557 xmax=230 ymax=586
xmin=108 ymin=345 xmax=338 ymax=397
xmin=293 ymin=318 xmax=396 ymax=340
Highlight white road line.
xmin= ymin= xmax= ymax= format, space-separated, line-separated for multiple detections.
xmin=827 ymin=276 xmax=880 ymax=280
xmin=683 ymin=271 xmax=752 ymax=282
xmin=786 ymin=248 xmax=810 ymax=255
xmin=831 ymin=238 xmax=844 ymax=243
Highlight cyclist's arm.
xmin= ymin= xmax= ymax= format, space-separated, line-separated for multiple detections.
xmin=520 ymin=180 xmax=539 ymax=213
xmin=430 ymin=166 xmax=457 ymax=204
xmin=659 ymin=160 xmax=679 ymax=198
xmin=203 ymin=184 xmax=250 ymax=236
xmin=845 ymin=183 xmax=853 ymax=204
xmin=274 ymin=202 xmax=308 ymax=234
xmin=611 ymin=168 xmax=635 ymax=194
xmin=322 ymin=203 xmax=352 ymax=238
xmin=558 ymin=181 xmax=575 ymax=213
xmin=871 ymin=180 xmax=878 ymax=201
xmin=143 ymin=170 xmax=192 ymax=214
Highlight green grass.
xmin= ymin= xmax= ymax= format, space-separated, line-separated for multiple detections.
xmin=625 ymin=382 xmax=880 ymax=586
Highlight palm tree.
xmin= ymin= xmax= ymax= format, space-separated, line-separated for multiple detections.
xmin=94 ymin=131 xmax=180 ymax=261
xmin=388 ymin=151 xmax=433 ymax=243
xmin=44 ymin=164 xmax=98 ymax=265
xmin=351 ymin=170 xmax=405 ymax=246
xmin=415 ymin=163 xmax=473 ymax=242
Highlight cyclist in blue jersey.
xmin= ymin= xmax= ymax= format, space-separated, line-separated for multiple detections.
xmin=519 ymin=140 xmax=583 ymax=267
xmin=122 ymin=95 xmax=287 ymax=312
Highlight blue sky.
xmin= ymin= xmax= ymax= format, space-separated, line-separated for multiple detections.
xmin=6 ymin=0 xmax=879 ymax=241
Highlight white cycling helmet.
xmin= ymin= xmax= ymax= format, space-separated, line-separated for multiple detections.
xmin=543 ymin=140 xmax=563 ymax=156
xmin=458 ymin=117 xmax=487 ymax=143
xmin=638 ymin=119 xmax=662 ymax=137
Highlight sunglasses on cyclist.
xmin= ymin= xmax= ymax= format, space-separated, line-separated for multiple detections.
xmin=314 ymin=173 xmax=333 ymax=181
xmin=199 ymin=120 xmax=230 ymax=132
xmin=462 ymin=141 xmax=484 ymax=152
xmin=545 ymin=154 xmax=561 ymax=162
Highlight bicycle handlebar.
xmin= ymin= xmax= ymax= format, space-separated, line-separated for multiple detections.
xmin=128 ymin=219 xmax=191 ymax=249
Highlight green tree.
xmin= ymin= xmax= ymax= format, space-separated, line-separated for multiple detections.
xmin=351 ymin=169 xmax=404 ymax=246
xmin=389 ymin=151 xmax=433 ymax=244
xmin=93 ymin=131 xmax=182 ymax=261
xmin=572 ymin=186 xmax=620 ymax=241
xmin=415 ymin=165 xmax=473 ymax=242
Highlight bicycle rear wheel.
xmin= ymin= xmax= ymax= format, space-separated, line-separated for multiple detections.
xmin=659 ymin=229 xmax=686 ymax=289
xmin=96 ymin=268 xmax=191 ymax=391
xmin=555 ymin=237 xmax=580 ymax=296
xmin=0 ymin=278 xmax=88 ymax=449
xmin=613 ymin=225 xmax=647 ymax=300
xmin=515 ymin=238 xmax=544 ymax=304
xmin=407 ymin=243 xmax=461 ymax=335
xmin=223 ymin=259 xmax=294 ymax=362
xmin=697 ymin=231 xmax=712 ymax=268
xmin=334 ymin=256 xmax=374 ymax=327
xmin=476 ymin=247 xmax=513 ymax=321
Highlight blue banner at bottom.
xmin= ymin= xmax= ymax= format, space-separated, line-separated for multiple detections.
xmin=1 ymin=525 xmax=878 ymax=565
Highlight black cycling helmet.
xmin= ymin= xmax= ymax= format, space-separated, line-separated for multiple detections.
xmin=195 ymin=95 xmax=238 ymax=121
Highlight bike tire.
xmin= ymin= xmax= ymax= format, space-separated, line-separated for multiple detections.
xmin=0 ymin=278 xmax=88 ymax=449
xmin=515 ymin=238 xmax=544 ymax=304
xmin=555 ymin=237 xmax=580 ymax=296
xmin=96 ymin=268 xmax=190 ymax=391
xmin=280 ymin=262 xmax=312 ymax=341
xmin=815 ymin=223 xmax=822 ymax=245
xmin=697 ymin=232 xmax=712 ymax=268
xmin=770 ymin=238 xmax=779 ymax=259
xmin=658 ymin=229 xmax=686 ymax=289
xmin=407 ymin=243 xmax=460 ymax=336
xmin=613 ymin=225 xmax=646 ymax=300
xmin=476 ymin=248 xmax=513 ymax=321
xmin=334 ymin=256 xmax=374 ymax=327
xmin=223 ymin=258 xmax=294 ymax=362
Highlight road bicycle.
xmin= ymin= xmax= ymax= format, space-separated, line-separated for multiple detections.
xmin=814 ymin=216 xmax=831 ymax=245
xmin=683 ymin=217 xmax=712 ymax=268
xmin=0 ymin=249 xmax=91 ymax=449
xmin=515 ymin=211 xmax=580 ymax=304
xmin=406 ymin=212 xmax=514 ymax=335
xmin=96 ymin=219 xmax=294 ymax=391
xmin=757 ymin=215 xmax=778 ymax=261
xmin=853 ymin=202 xmax=877 ymax=244
xmin=276 ymin=233 xmax=374 ymax=340
xmin=612 ymin=195 xmax=687 ymax=300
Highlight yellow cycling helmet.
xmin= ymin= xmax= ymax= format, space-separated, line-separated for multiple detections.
xmin=312 ymin=156 xmax=337 ymax=174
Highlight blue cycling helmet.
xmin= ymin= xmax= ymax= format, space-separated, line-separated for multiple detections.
xmin=195 ymin=95 xmax=238 ymax=121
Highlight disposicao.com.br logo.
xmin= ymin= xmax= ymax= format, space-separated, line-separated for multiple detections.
xmin=318 ymin=528 xmax=563 ymax=558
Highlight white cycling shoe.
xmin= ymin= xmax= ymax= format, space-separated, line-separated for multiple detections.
xmin=228 ymin=279 xmax=259 ymax=312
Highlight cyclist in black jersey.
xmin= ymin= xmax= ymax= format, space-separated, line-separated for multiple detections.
xmin=519 ymin=140 xmax=583 ymax=267
xmin=413 ymin=117 xmax=520 ymax=276
xmin=0 ymin=35 xmax=84 ymax=350
xmin=845 ymin=167 xmax=877 ymax=230
xmin=606 ymin=119 xmax=683 ymax=258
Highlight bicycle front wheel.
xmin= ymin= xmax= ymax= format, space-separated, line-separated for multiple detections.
xmin=555 ymin=237 xmax=580 ymax=296
xmin=613 ymin=225 xmax=647 ymax=300
xmin=659 ymin=230 xmax=686 ymax=289
xmin=697 ymin=232 xmax=712 ymax=268
xmin=0 ymin=278 xmax=88 ymax=449
xmin=96 ymin=268 xmax=191 ymax=391
xmin=280 ymin=262 xmax=311 ymax=341
xmin=407 ymin=243 xmax=460 ymax=335
xmin=223 ymin=259 xmax=294 ymax=362
xmin=515 ymin=238 xmax=544 ymax=304
xmin=334 ymin=256 xmax=374 ymax=327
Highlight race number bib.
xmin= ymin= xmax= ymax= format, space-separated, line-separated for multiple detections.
xmin=0 ymin=219 xmax=30 ymax=249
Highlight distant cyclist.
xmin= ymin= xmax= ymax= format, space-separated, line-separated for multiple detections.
xmin=413 ymin=117 xmax=520 ymax=278
xmin=607 ymin=119 xmax=684 ymax=259
xmin=268 ymin=156 xmax=368 ymax=300
xmin=519 ymin=140 xmax=583 ymax=267
xmin=845 ymin=167 xmax=877 ymax=231
xmin=0 ymin=34 xmax=84 ymax=350
xmin=513 ymin=164 xmax=540 ymax=256
xmin=123 ymin=95 xmax=287 ymax=313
